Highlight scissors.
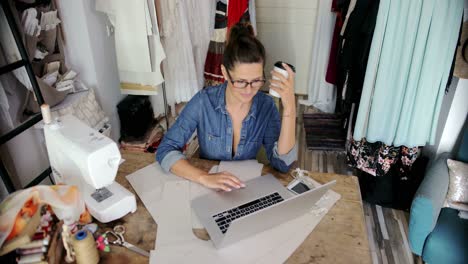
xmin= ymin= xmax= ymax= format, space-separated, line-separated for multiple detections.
xmin=105 ymin=225 xmax=150 ymax=257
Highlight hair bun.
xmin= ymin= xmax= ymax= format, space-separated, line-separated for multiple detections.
xmin=223 ymin=22 xmax=265 ymax=70
xmin=227 ymin=22 xmax=255 ymax=44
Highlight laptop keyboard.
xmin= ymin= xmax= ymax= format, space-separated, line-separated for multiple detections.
xmin=212 ymin=192 xmax=284 ymax=234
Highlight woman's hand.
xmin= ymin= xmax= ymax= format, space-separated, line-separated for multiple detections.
xmin=269 ymin=63 xmax=296 ymax=115
xmin=198 ymin=171 xmax=245 ymax=192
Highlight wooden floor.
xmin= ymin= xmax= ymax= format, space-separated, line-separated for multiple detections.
xmin=296 ymin=104 xmax=420 ymax=264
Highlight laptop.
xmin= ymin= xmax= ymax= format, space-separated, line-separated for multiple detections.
xmin=191 ymin=174 xmax=336 ymax=248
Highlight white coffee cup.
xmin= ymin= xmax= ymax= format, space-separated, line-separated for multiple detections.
xmin=269 ymin=61 xmax=296 ymax=98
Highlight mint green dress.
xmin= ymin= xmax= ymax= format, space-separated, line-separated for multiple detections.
xmin=353 ymin=0 xmax=464 ymax=147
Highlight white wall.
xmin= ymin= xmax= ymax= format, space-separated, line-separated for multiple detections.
xmin=424 ymin=78 xmax=468 ymax=159
xmin=423 ymin=8 xmax=468 ymax=160
xmin=256 ymin=0 xmax=318 ymax=95
xmin=2 ymin=127 xmax=50 ymax=190
xmin=436 ymin=79 xmax=468 ymax=154
xmin=57 ymin=0 xmax=123 ymax=141
xmin=423 ymin=76 xmax=456 ymax=157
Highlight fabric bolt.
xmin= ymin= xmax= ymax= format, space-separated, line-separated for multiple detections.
xmin=156 ymin=83 xmax=297 ymax=173
xmin=298 ymin=0 xmax=337 ymax=113
xmin=353 ymin=0 xmax=464 ymax=147
xmin=347 ymin=138 xmax=419 ymax=177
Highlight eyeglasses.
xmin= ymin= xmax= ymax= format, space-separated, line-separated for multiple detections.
xmin=226 ymin=70 xmax=266 ymax=89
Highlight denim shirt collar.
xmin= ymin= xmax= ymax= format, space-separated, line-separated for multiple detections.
xmin=214 ymin=82 xmax=258 ymax=121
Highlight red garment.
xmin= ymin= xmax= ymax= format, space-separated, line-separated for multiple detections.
xmin=325 ymin=6 xmax=344 ymax=85
xmin=204 ymin=52 xmax=225 ymax=84
xmin=227 ymin=0 xmax=249 ymax=30
xmin=325 ymin=15 xmax=341 ymax=85
xmin=331 ymin=0 xmax=338 ymax=12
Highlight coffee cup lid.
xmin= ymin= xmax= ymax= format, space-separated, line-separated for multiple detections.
xmin=274 ymin=61 xmax=296 ymax=73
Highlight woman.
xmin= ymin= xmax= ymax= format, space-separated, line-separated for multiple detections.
xmin=156 ymin=23 xmax=297 ymax=191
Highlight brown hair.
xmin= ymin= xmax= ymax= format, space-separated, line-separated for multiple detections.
xmin=223 ymin=23 xmax=266 ymax=71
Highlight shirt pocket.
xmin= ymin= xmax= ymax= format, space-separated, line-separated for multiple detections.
xmin=203 ymin=133 xmax=222 ymax=158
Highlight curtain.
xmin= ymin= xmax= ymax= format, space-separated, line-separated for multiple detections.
xmin=299 ymin=0 xmax=336 ymax=113
xmin=353 ymin=0 xmax=464 ymax=147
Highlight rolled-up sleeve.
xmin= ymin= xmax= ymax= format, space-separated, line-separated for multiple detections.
xmin=262 ymin=105 xmax=297 ymax=173
xmin=156 ymin=92 xmax=201 ymax=172
xmin=272 ymin=141 xmax=297 ymax=166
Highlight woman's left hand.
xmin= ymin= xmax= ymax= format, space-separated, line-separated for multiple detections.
xmin=269 ymin=63 xmax=296 ymax=114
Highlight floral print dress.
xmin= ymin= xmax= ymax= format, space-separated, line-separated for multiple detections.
xmin=347 ymin=138 xmax=419 ymax=177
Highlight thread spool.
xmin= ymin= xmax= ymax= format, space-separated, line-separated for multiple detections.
xmin=40 ymin=104 xmax=51 ymax=124
xmin=72 ymin=230 xmax=99 ymax=264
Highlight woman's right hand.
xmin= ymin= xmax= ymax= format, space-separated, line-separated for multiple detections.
xmin=199 ymin=171 xmax=246 ymax=192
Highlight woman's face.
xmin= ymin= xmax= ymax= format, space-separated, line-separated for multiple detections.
xmin=222 ymin=62 xmax=265 ymax=104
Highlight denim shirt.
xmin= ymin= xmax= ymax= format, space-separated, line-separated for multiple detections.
xmin=156 ymin=83 xmax=297 ymax=173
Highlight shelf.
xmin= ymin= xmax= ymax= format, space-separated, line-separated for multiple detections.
xmin=0 ymin=59 xmax=27 ymax=75
xmin=0 ymin=113 xmax=42 ymax=145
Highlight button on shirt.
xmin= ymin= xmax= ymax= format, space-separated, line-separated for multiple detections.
xmin=156 ymin=83 xmax=297 ymax=173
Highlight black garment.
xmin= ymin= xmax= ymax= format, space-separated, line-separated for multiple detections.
xmin=214 ymin=1 xmax=227 ymax=29
xmin=446 ymin=16 xmax=465 ymax=93
xmin=117 ymin=96 xmax=154 ymax=139
xmin=357 ymin=156 xmax=428 ymax=210
xmin=335 ymin=0 xmax=379 ymax=120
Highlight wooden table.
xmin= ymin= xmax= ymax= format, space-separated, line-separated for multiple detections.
xmin=97 ymin=151 xmax=372 ymax=264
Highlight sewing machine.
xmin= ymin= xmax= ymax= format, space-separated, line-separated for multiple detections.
xmin=43 ymin=114 xmax=136 ymax=223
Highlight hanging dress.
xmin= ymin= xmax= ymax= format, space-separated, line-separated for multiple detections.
xmin=353 ymin=0 xmax=464 ymax=147
xmin=298 ymin=0 xmax=337 ymax=113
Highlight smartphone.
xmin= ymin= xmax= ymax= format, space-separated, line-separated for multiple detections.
xmin=287 ymin=178 xmax=311 ymax=195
